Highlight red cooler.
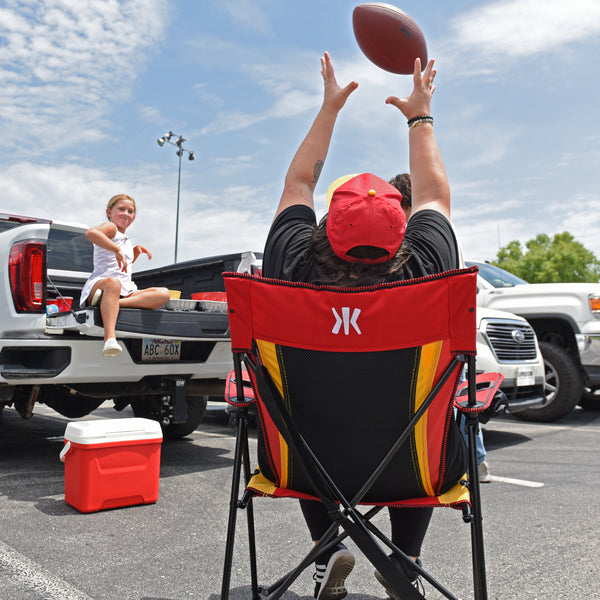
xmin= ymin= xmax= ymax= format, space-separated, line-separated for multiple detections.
xmin=60 ymin=418 xmax=163 ymax=513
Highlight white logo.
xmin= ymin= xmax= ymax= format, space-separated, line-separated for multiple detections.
xmin=331 ymin=307 xmax=362 ymax=335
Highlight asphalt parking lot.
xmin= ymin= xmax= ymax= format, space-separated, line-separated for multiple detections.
xmin=1 ymin=401 xmax=599 ymax=600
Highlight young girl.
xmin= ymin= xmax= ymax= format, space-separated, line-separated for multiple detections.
xmin=80 ymin=194 xmax=170 ymax=357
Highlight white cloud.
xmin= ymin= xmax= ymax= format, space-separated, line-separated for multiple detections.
xmin=562 ymin=193 xmax=600 ymax=255
xmin=216 ymin=0 xmax=272 ymax=36
xmin=201 ymin=111 xmax=268 ymax=135
xmin=451 ymin=0 xmax=600 ymax=58
xmin=209 ymin=154 xmax=261 ymax=176
xmin=193 ymin=42 xmax=324 ymax=135
xmin=138 ymin=105 xmax=163 ymax=123
xmin=0 ymin=0 xmax=169 ymax=155
xmin=175 ymin=207 xmax=271 ymax=261
xmin=197 ymin=47 xmax=415 ymax=159
xmin=433 ymin=0 xmax=600 ymax=76
xmin=444 ymin=118 xmax=517 ymax=169
xmin=453 ymin=183 xmax=600 ymax=262
xmin=2 ymin=160 xmax=274 ymax=267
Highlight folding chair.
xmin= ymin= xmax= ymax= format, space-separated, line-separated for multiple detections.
xmin=221 ymin=266 xmax=502 ymax=600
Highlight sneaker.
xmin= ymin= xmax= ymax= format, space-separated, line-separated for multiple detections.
xmin=90 ymin=289 xmax=103 ymax=306
xmin=375 ymin=554 xmax=424 ymax=600
xmin=478 ymin=460 xmax=492 ymax=483
xmin=313 ymin=543 xmax=355 ymax=600
xmin=102 ymin=338 xmax=122 ymax=357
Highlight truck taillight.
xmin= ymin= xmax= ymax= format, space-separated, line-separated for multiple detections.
xmin=590 ymin=295 xmax=600 ymax=313
xmin=9 ymin=241 xmax=47 ymax=313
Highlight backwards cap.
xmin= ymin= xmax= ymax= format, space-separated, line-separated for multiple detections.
xmin=326 ymin=173 xmax=406 ymax=264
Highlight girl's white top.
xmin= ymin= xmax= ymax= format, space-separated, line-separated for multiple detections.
xmin=79 ymin=230 xmax=138 ymax=307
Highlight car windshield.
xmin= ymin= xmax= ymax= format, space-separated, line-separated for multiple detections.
xmin=466 ymin=261 xmax=528 ymax=288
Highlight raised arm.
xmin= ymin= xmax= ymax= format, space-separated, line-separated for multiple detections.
xmin=386 ymin=58 xmax=450 ymax=218
xmin=274 ymin=52 xmax=358 ymax=217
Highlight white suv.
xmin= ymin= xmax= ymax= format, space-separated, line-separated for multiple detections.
xmin=475 ymin=306 xmax=545 ymax=414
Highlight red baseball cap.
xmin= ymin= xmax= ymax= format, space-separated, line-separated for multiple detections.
xmin=326 ymin=173 xmax=406 ymax=264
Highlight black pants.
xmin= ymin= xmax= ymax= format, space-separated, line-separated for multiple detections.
xmin=300 ymin=498 xmax=433 ymax=557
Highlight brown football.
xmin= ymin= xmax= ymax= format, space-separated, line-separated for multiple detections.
xmin=352 ymin=3 xmax=428 ymax=74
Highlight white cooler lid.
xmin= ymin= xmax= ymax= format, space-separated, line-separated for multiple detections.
xmin=64 ymin=417 xmax=163 ymax=444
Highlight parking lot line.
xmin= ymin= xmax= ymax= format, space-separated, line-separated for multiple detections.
xmin=0 ymin=540 xmax=93 ymax=600
xmin=489 ymin=475 xmax=544 ymax=488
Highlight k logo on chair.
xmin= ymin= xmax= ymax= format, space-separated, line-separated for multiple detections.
xmin=331 ymin=307 xmax=361 ymax=335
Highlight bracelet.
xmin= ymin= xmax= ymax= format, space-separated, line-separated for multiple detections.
xmin=407 ymin=115 xmax=433 ymax=128
xmin=409 ymin=119 xmax=433 ymax=129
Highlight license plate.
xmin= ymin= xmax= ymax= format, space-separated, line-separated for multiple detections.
xmin=516 ymin=366 xmax=535 ymax=386
xmin=142 ymin=338 xmax=181 ymax=361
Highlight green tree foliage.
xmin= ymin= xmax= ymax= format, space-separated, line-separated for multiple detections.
xmin=493 ymin=232 xmax=600 ymax=283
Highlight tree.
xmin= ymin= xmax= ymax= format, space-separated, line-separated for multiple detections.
xmin=493 ymin=232 xmax=600 ymax=283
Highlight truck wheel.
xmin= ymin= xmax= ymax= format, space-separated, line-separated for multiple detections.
xmin=516 ymin=342 xmax=583 ymax=422
xmin=131 ymin=395 xmax=207 ymax=440
xmin=579 ymin=388 xmax=600 ymax=411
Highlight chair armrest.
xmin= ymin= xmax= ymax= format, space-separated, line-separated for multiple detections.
xmin=454 ymin=372 xmax=506 ymax=422
xmin=224 ymin=367 xmax=256 ymax=408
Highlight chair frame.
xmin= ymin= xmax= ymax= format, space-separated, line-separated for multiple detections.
xmin=220 ymin=269 xmax=497 ymax=600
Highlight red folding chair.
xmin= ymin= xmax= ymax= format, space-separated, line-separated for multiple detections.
xmin=221 ymin=266 xmax=501 ymax=600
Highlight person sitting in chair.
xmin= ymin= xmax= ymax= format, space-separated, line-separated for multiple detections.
xmin=262 ymin=51 xmax=466 ymax=600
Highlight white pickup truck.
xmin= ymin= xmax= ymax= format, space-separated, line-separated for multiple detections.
xmin=468 ymin=260 xmax=600 ymax=421
xmin=0 ymin=213 xmax=259 ymax=438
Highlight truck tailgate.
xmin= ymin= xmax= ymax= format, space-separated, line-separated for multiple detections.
xmin=46 ymin=306 xmax=230 ymax=340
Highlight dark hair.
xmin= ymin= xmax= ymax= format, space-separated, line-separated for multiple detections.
xmin=388 ymin=173 xmax=412 ymax=211
xmin=308 ymin=215 xmax=411 ymax=287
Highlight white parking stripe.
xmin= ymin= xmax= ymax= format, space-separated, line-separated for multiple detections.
xmin=490 ymin=475 xmax=544 ymax=488
xmin=0 ymin=540 xmax=93 ymax=600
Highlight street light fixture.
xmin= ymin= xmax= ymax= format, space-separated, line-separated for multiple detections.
xmin=157 ymin=131 xmax=195 ymax=263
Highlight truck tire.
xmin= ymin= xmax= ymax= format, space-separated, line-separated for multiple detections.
xmin=516 ymin=342 xmax=583 ymax=422
xmin=131 ymin=395 xmax=207 ymax=440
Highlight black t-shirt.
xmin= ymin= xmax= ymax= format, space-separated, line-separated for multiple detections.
xmin=263 ymin=204 xmax=459 ymax=281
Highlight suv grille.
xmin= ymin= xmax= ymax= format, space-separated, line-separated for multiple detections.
xmin=484 ymin=320 xmax=538 ymax=361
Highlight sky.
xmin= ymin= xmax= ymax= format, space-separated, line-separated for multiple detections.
xmin=1 ymin=0 xmax=599 ymax=268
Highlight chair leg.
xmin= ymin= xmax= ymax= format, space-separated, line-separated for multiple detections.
xmin=241 ymin=418 xmax=259 ymax=598
xmin=221 ymin=413 xmax=258 ymax=599
xmin=466 ymin=418 xmax=488 ymax=600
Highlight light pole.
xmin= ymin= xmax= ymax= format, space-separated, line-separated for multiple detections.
xmin=157 ymin=131 xmax=195 ymax=263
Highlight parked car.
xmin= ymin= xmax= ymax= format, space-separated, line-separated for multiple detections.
xmin=475 ymin=307 xmax=545 ymax=416
xmin=468 ymin=260 xmax=600 ymax=421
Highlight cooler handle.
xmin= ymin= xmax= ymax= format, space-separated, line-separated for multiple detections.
xmin=59 ymin=441 xmax=71 ymax=463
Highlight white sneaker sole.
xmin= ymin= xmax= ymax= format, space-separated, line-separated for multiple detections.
xmin=90 ymin=289 xmax=103 ymax=306
xmin=102 ymin=341 xmax=122 ymax=357
xmin=316 ymin=550 xmax=355 ymax=600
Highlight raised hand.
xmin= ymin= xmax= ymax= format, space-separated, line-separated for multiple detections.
xmin=321 ymin=51 xmax=358 ymax=113
xmin=385 ymin=58 xmax=436 ymax=120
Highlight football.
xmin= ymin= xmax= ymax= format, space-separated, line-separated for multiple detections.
xmin=352 ymin=3 xmax=427 ymax=74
